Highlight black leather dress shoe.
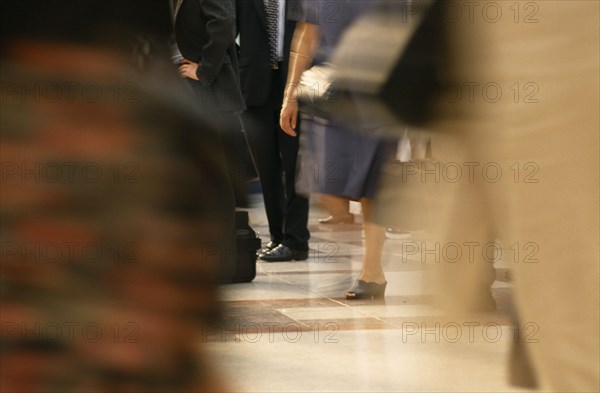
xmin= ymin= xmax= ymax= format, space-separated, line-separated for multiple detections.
xmin=259 ymin=244 xmax=308 ymax=262
xmin=256 ymin=241 xmax=279 ymax=256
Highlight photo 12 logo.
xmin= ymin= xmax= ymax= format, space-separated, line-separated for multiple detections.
xmin=401 ymin=321 xmax=539 ymax=344
xmin=424 ymin=2 xmax=541 ymax=24
xmin=1 ymin=81 xmax=140 ymax=104
xmin=434 ymin=81 xmax=540 ymax=104
xmin=201 ymin=322 xmax=339 ymax=344
xmin=1 ymin=321 xmax=141 ymax=344
xmin=396 ymin=161 xmax=540 ymax=184
xmin=400 ymin=241 xmax=539 ymax=264
xmin=1 ymin=161 xmax=139 ymax=184
xmin=1 ymin=241 xmax=139 ymax=264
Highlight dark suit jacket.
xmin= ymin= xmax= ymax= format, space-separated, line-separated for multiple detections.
xmin=236 ymin=0 xmax=296 ymax=106
xmin=175 ymin=0 xmax=245 ymax=112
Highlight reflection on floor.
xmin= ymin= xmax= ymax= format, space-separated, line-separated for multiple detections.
xmin=205 ymin=195 xmax=527 ymax=392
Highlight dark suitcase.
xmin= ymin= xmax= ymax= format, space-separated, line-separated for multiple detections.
xmin=231 ymin=211 xmax=261 ymax=283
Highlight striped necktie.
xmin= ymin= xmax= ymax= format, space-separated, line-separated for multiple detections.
xmin=265 ymin=0 xmax=279 ymax=65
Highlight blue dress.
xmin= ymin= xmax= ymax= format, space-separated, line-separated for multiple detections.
xmin=288 ymin=0 xmax=397 ymax=200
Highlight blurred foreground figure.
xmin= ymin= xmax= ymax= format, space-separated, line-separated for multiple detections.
xmin=426 ymin=0 xmax=599 ymax=390
xmin=1 ymin=1 xmax=235 ymax=391
xmin=173 ymin=0 xmax=247 ymax=282
xmin=317 ymin=0 xmax=598 ymax=389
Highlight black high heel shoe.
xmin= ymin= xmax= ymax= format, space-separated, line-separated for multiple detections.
xmin=345 ymin=280 xmax=387 ymax=300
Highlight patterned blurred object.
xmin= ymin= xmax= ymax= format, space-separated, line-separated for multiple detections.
xmin=1 ymin=31 xmax=236 ymax=393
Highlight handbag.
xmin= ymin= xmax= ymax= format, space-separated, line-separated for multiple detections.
xmin=296 ymin=62 xmax=346 ymax=119
xmin=297 ymin=0 xmax=441 ymax=132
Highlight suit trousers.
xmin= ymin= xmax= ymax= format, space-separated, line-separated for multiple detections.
xmin=241 ymin=68 xmax=310 ymax=250
xmin=207 ymin=110 xmax=244 ymax=283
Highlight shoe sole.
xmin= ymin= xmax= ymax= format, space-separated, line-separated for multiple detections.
xmin=260 ymin=254 xmax=308 ymax=262
xmin=345 ymin=294 xmax=385 ymax=300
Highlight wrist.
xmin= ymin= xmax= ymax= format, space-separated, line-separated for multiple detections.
xmin=284 ymin=85 xmax=298 ymax=100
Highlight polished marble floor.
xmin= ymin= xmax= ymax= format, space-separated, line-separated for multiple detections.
xmin=205 ymin=195 xmax=527 ymax=392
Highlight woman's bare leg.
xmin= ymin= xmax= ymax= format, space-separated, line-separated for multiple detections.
xmin=357 ymin=198 xmax=386 ymax=284
xmin=318 ymin=194 xmax=352 ymax=220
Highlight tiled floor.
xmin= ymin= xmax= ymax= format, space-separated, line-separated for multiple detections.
xmin=205 ymin=195 xmax=526 ymax=392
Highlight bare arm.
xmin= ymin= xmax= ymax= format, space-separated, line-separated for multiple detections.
xmin=279 ymin=22 xmax=320 ymax=137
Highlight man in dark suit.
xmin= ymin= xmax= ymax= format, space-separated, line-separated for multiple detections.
xmin=175 ymin=0 xmax=246 ymax=281
xmin=236 ymin=0 xmax=310 ymax=262
xmin=175 ymin=0 xmax=245 ymax=114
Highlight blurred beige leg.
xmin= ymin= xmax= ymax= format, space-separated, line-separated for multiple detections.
xmin=504 ymin=3 xmax=600 ymax=389
xmin=426 ymin=128 xmax=498 ymax=314
xmin=439 ymin=1 xmax=600 ymax=389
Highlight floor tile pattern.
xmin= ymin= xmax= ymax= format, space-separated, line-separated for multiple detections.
xmin=205 ymin=195 xmax=526 ymax=392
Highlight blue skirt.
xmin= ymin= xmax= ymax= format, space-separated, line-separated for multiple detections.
xmin=296 ymin=116 xmax=396 ymax=200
